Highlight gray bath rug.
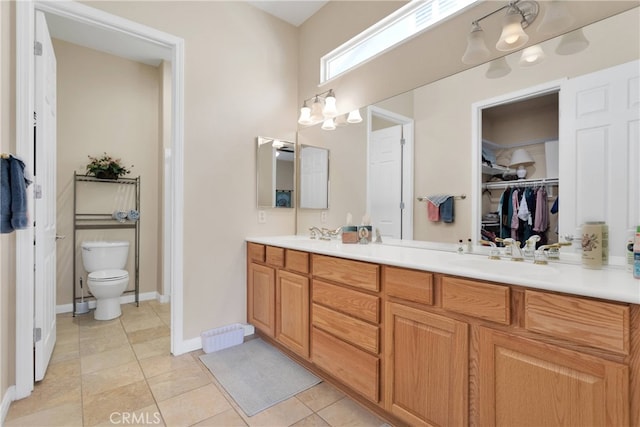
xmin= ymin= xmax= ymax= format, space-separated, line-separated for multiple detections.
xmin=199 ymin=338 xmax=321 ymax=416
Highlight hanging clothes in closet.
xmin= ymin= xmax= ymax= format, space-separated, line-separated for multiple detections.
xmin=0 ymin=154 xmax=32 ymax=233
xmin=498 ymin=185 xmax=549 ymax=247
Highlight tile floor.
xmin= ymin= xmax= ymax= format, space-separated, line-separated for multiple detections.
xmin=5 ymin=301 xmax=388 ymax=427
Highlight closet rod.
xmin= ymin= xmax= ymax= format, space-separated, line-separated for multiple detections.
xmin=482 ymin=177 xmax=558 ymax=190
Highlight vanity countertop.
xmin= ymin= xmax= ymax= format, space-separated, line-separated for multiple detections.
xmin=246 ymin=235 xmax=640 ymax=305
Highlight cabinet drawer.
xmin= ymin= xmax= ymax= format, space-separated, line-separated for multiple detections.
xmin=247 ymin=242 xmax=265 ymax=263
xmin=266 ymin=246 xmax=284 ymax=268
xmin=313 ymin=280 xmax=380 ymax=324
xmin=312 ymin=327 xmax=379 ymax=403
xmin=525 ymin=290 xmax=629 ymax=355
xmin=286 ymin=250 xmax=309 ymax=274
xmin=312 ymin=255 xmax=379 ymax=291
xmin=312 ymin=303 xmax=379 ymax=354
xmin=442 ymin=276 xmax=510 ymax=325
xmin=384 ymin=266 xmax=433 ymax=305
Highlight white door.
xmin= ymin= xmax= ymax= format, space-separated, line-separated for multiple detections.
xmin=369 ymin=125 xmax=403 ymax=239
xmin=34 ymin=10 xmax=57 ymax=382
xmin=560 ymin=60 xmax=639 ymax=261
xmin=300 ymin=146 xmax=329 ymax=209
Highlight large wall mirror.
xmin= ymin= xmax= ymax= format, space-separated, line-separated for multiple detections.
xmin=256 ymin=136 xmax=295 ymax=208
xmin=299 ymin=145 xmax=330 ymax=210
xmin=296 ymin=7 xmax=639 ymax=264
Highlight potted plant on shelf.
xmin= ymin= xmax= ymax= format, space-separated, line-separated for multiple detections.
xmin=85 ymin=152 xmax=132 ymax=180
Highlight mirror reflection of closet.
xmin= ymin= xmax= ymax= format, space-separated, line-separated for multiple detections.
xmin=256 ymin=137 xmax=295 ymax=208
xmin=480 ymin=92 xmax=560 ymax=248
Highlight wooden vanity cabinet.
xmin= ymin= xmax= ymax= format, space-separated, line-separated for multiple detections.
xmin=247 ymin=244 xmax=638 ymax=426
xmin=247 ymin=244 xmax=310 ymax=358
xmin=247 ymin=261 xmax=275 ymax=337
xmin=276 ymin=269 xmax=310 ymax=358
xmin=311 ymin=254 xmax=382 ymax=404
xmin=385 ymin=301 xmax=468 ymax=426
xmin=477 ymin=326 xmax=629 ymax=426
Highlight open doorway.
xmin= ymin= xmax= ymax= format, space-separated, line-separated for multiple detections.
xmin=15 ymin=0 xmax=185 ymax=399
xmin=471 ymin=80 xmax=562 ymax=250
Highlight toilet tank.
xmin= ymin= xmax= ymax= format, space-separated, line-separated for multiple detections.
xmin=81 ymin=241 xmax=130 ymax=272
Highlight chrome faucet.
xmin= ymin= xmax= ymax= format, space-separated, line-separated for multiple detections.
xmin=309 ymin=227 xmax=325 ymax=240
xmin=534 ymin=242 xmax=572 ymax=265
xmin=496 ymin=238 xmax=524 ymax=261
xmin=480 ymin=240 xmax=500 ymax=260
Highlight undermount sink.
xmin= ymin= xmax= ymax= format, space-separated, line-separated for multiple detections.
xmin=451 ymin=257 xmax=558 ymax=277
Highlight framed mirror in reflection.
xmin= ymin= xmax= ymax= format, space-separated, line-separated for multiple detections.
xmin=256 ymin=136 xmax=295 ymax=209
xmin=299 ymin=145 xmax=330 ymax=210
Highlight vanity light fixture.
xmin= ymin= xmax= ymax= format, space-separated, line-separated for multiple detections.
xmin=536 ymin=0 xmax=573 ymax=35
xmin=321 ymin=118 xmax=336 ymax=131
xmin=461 ymin=22 xmax=490 ymax=64
xmin=485 ymin=57 xmax=511 ymax=79
xmin=519 ymin=44 xmax=545 ymax=66
xmin=555 ymin=28 xmax=590 ymax=55
xmin=462 ymin=0 xmax=539 ymax=62
xmin=495 ymin=4 xmax=533 ymax=51
xmin=347 ymin=109 xmax=363 ymax=124
xmin=509 ymin=148 xmax=535 ymax=179
xmin=298 ymin=89 xmax=340 ymax=126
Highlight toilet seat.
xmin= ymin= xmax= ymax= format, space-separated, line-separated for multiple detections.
xmin=88 ymin=269 xmax=129 ymax=282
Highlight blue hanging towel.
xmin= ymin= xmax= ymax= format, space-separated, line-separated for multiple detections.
xmin=1 ymin=155 xmax=32 ymax=233
xmin=440 ymin=196 xmax=455 ymax=223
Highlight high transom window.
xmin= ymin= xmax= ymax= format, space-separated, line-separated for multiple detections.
xmin=320 ymin=0 xmax=477 ymax=83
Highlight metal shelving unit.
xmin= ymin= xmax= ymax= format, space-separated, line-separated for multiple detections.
xmin=72 ymin=172 xmax=140 ymax=315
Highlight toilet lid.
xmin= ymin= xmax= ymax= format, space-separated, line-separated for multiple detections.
xmin=88 ymin=269 xmax=129 ymax=281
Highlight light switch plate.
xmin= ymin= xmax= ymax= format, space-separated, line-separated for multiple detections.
xmin=321 ymin=211 xmax=327 ymax=223
xmin=258 ymin=210 xmax=266 ymax=223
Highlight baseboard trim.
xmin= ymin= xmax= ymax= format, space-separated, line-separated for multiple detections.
xmin=175 ymin=335 xmax=202 ymax=355
xmin=157 ymin=293 xmax=170 ymax=304
xmin=1 ymin=385 xmax=16 ymax=425
xmin=56 ymin=291 xmax=160 ymax=314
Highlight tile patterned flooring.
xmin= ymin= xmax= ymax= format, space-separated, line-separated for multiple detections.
xmin=5 ymin=301 xmax=388 ymax=427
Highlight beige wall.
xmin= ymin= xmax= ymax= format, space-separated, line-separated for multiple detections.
xmin=84 ymin=1 xmax=299 ymax=339
xmin=1 ymin=0 xmax=16 ymax=404
xmin=53 ymin=39 xmax=161 ymax=306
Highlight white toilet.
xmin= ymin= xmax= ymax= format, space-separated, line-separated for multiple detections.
xmin=81 ymin=241 xmax=130 ymax=320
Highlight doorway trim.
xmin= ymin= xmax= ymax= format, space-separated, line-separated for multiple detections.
xmin=15 ymin=0 xmax=185 ymax=399
xmin=470 ymin=79 xmax=565 ymax=247
xmin=366 ymin=105 xmax=414 ymax=240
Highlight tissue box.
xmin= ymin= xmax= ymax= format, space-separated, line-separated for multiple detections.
xmin=342 ymin=226 xmax=358 ymax=243
xmin=358 ymin=225 xmax=373 ymax=242
xmin=201 ymin=323 xmax=244 ymax=353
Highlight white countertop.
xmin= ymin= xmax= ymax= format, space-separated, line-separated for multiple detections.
xmin=246 ymin=235 xmax=640 ymax=305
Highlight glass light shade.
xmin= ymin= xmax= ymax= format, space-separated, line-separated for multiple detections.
xmin=519 ymin=45 xmax=545 ymax=67
xmin=537 ymin=0 xmax=574 ymax=35
xmin=323 ymin=91 xmax=338 ymax=117
xmin=334 ymin=115 xmax=348 ymax=126
xmin=485 ymin=57 xmax=511 ymax=79
xmin=321 ymin=118 xmax=336 ymax=131
xmin=555 ymin=28 xmax=589 ymax=55
xmin=297 ymin=105 xmax=312 ymax=125
xmin=461 ymin=23 xmax=490 ymax=64
xmin=347 ymin=109 xmax=363 ymax=123
xmin=496 ymin=8 xmax=529 ymax=51
xmin=310 ymin=97 xmax=324 ymax=122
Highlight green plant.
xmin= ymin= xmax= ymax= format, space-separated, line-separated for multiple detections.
xmin=85 ymin=153 xmax=132 ymax=179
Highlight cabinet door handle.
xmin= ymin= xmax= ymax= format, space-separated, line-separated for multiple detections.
xmin=55 ymin=235 xmax=66 ymax=240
